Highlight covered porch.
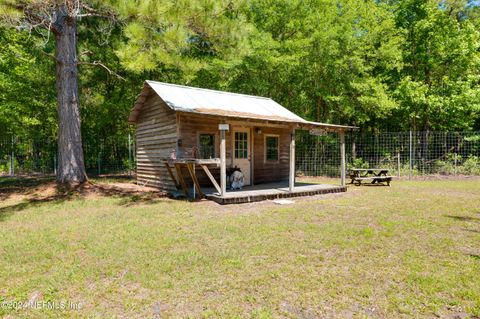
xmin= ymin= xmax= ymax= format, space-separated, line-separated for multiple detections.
xmin=164 ymin=120 xmax=354 ymax=204
xmin=213 ymin=122 xmax=351 ymax=199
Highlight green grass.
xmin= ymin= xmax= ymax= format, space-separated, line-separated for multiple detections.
xmin=0 ymin=178 xmax=479 ymax=318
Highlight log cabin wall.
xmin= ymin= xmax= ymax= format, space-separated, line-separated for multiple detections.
xmin=177 ymin=113 xmax=232 ymax=187
xmin=136 ymin=94 xmax=177 ymax=190
xmin=253 ymin=127 xmax=291 ymax=184
xmin=135 ymin=103 xmax=293 ymax=190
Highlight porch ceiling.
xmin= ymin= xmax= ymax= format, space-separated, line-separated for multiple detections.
xmin=175 ymin=110 xmax=357 ymax=132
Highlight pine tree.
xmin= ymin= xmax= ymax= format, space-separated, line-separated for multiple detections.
xmin=0 ymin=0 xmax=251 ymax=184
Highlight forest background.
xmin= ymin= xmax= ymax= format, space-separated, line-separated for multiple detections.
xmin=1 ymin=0 xmax=480 ymax=163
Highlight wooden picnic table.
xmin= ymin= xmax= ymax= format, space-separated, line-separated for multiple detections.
xmin=348 ymin=168 xmax=394 ymax=186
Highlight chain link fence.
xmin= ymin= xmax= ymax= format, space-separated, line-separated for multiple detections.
xmin=296 ymin=131 xmax=480 ymax=178
xmin=1 ymin=131 xmax=479 ymax=179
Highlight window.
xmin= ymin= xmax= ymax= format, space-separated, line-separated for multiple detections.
xmin=235 ymin=132 xmax=248 ymax=158
xmin=265 ymin=135 xmax=279 ymax=161
xmin=199 ymin=134 xmax=215 ymax=158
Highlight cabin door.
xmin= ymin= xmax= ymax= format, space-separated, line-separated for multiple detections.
xmin=232 ymin=128 xmax=251 ymax=186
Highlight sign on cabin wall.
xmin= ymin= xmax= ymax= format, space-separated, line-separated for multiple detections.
xmin=219 ymin=124 xmax=230 ymax=131
xmin=309 ymin=129 xmax=328 ymax=136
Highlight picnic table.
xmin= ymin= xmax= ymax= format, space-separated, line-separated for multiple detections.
xmin=348 ymin=168 xmax=394 ymax=186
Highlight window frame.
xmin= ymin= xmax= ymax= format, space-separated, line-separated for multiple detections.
xmin=264 ymin=134 xmax=280 ymax=163
xmin=197 ymin=132 xmax=217 ymax=159
xmin=234 ymin=131 xmax=249 ymax=159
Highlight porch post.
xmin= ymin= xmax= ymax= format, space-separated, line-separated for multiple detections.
xmin=219 ymin=124 xmax=229 ymax=197
xmin=220 ymin=130 xmax=226 ymax=197
xmin=340 ymin=131 xmax=346 ymax=186
xmin=289 ymin=129 xmax=295 ymax=192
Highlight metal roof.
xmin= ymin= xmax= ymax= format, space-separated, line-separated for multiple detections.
xmin=129 ymin=81 xmax=356 ymax=131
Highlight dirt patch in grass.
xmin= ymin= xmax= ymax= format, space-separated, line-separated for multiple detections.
xmin=0 ymin=176 xmax=168 ymax=215
xmin=1 ymin=176 xmax=164 ymax=196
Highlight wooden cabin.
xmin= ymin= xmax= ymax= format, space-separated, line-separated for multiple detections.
xmin=129 ymin=81 xmax=354 ymax=202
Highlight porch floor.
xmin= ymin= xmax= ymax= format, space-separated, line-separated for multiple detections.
xmin=203 ymin=182 xmax=347 ymax=205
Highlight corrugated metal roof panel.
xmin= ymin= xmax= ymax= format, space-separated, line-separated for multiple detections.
xmin=146 ymin=80 xmax=305 ymax=122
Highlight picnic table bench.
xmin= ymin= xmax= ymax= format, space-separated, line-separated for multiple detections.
xmin=348 ymin=168 xmax=394 ymax=186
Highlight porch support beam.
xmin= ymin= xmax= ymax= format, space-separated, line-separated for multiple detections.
xmin=289 ymin=129 xmax=296 ymax=192
xmin=340 ymin=131 xmax=346 ymax=186
xmin=200 ymin=164 xmax=221 ymax=194
xmin=220 ymin=129 xmax=227 ymax=197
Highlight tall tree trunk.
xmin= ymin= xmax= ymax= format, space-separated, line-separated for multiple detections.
xmin=54 ymin=8 xmax=87 ymax=184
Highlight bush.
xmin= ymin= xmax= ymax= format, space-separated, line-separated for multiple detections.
xmin=459 ymin=155 xmax=480 ymax=175
xmin=434 ymin=154 xmax=480 ymax=176
xmin=349 ymin=158 xmax=370 ymax=169
xmin=435 ymin=160 xmax=455 ymax=175
xmin=0 ymin=156 xmax=13 ymax=174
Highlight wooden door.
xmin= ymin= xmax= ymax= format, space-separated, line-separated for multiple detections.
xmin=232 ymin=128 xmax=251 ymax=185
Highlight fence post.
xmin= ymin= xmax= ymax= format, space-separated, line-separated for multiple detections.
xmin=352 ymin=134 xmax=356 ymax=161
xmin=10 ymin=136 xmax=14 ymax=176
xmin=128 ymin=133 xmax=132 ymax=175
xmin=98 ymin=153 xmax=101 ymax=176
xmin=340 ymin=132 xmax=346 ymax=187
xmin=397 ymin=152 xmax=401 ymax=178
xmin=409 ymin=130 xmax=412 ymax=179
xmin=454 ymin=153 xmax=457 ymax=176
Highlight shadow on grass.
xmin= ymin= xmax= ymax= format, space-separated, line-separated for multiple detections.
xmin=351 ymin=184 xmax=391 ymax=187
xmin=0 ymin=195 xmax=69 ymax=221
xmin=468 ymin=254 xmax=480 ymax=260
xmin=445 ymin=214 xmax=480 ymax=223
xmin=0 ymin=176 xmax=171 ymax=221
xmin=463 ymin=228 xmax=480 ymax=233
xmin=0 ymin=176 xmax=54 ymax=202
xmin=91 ymin=182 xmax=170 ymax=206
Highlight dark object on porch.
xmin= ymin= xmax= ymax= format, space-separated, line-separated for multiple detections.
xmin=226 ymin=166 xmax=242 ymax=181
xmin=229 ymin=167 xmax=244 ymax=190
xmin=129 ymin=81 xmax=356 ymax=202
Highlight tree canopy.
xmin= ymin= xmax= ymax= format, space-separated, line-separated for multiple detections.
xmin=1 ymin=0 xmax=479 ymax=148
xmin=0 ymin=0 xmax=255 ymax=182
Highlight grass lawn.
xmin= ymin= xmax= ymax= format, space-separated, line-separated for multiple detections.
xmin=0 ymin=177 xmax=479 ymax=318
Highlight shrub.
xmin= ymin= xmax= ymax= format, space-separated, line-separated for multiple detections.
xmin=349 ymin=158 xmax=370 ymax=169
xmin=459 ymin=155 xmax=480 ymax=175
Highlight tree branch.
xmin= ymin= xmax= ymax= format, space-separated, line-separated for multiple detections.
xmin=3 ymin=1 xmax=117 ymax=32
xmin=3 ymin=1 xmax=60 ymax=33
xmin=38 ymin=49 xmax=59 ymax=62
xmin=78 ymin=61 xmax=126 ymax=81
xmin=79 ymin=50 xmax=93 ymax=56
xmin=77 ymin=13 xmax=113 ymax=18
xmin=78 ymin=3 xmax=116 ymax=20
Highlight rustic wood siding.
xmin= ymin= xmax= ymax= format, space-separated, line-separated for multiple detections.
xmin=253 ymin=127 xmax=290 ymax=184
xmin=136 ymin=94 xmax=177 ymax=190
xmin=135 ymin=102 xmax=293 ymax=191
xmin=177 ymin=113 xmax=232 ymax=187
